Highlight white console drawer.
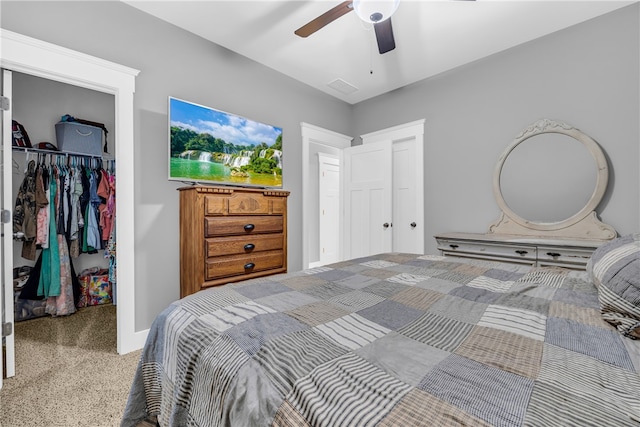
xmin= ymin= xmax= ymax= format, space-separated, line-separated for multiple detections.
xmin=537 ymin=246 xmax=594 ymax=268
xmin=436 ymin=238 xmax=537 ymax=262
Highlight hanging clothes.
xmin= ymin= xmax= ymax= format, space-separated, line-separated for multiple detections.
xmin=46 ymin=234 xmax=76 ymax=316
xmin=97 ymin=168 xmax=111 ymax=242
xmin=106 ymin=222 xmax=117 ymax=305
xmin=13 ymin=151 xmax=115 ymax=315
xmin=13 ymin=160 xmax=37 ymax=260
xmin=83 ymin=167 xmax=101 ymax=253
xmin=35 ymin=163 xmax=50 ymax=247
xmin=38 ymin=168 xmax=61 ymax=299
xmin=69 ymin=165 xmax=84 ymax=258
xmin=37 ymin=164 xmax=76 ymax=316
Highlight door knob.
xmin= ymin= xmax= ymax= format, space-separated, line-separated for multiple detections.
xmin=410 ymin=222 xmax=417 ymax=228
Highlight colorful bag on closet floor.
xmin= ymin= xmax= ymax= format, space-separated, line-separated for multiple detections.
xmin=77 ymin=268 xmax=111 ymax=307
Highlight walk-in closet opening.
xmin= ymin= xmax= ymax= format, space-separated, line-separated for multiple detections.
xmin=9 ymin=71 xmax=118 ymax=354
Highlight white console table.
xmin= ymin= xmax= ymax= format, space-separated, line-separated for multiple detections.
xmin=434 ymin=232 xmax=607 ymax=270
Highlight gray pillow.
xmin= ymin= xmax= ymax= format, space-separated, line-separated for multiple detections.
xmin=588 ymin=233 xmax=640 ymax=339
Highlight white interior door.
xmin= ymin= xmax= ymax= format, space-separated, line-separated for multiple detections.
xmin=360 ymin=120 xmax=425 ymax=255
xmin=344 ymin=141 xmax=393 ymax=259
xmin=392 ymin=139 xmax=423 ymax=253
xmin=318 ymin=154 xmax=340 ymax=266
xmin=1 ymin=68 xmax=16 ymax=385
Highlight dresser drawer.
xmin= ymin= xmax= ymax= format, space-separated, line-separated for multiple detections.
xmin=205 ymin=215 xmax=283 ymax=237
xmin=205 ymin=250 xmax=284 ymax=280
xmin=206 ymin=234 xmax=284 ymax=257
xmin=205 ymin=193 xmax=273 ymax=215
xmin=537 ymin=246 xmax=594 ymax=267
xmin=437 ymin=239 xmax=537 ymax=262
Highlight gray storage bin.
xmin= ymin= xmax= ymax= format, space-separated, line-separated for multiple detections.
xmin=55 ymin=121 xmax=103 ymax=156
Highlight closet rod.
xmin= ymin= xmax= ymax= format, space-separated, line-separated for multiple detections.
xmin=11 ymin=146 xmax=113 ymax=160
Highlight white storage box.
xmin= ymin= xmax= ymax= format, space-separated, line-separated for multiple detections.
xmin=55 ymin=121 xmax=103 ymax=156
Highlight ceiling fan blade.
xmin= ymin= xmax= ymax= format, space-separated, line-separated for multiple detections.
xmin=295 ymin=1 xmax=353 ymax=38
xmin=374 ymin=18 xmax=395 ymax=54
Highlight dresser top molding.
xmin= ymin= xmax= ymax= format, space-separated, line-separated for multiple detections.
xmin=178 ymin=185 xmax=290 ymax=198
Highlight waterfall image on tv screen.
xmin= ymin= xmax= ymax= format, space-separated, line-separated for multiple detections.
xmin=169 ymin=97 xmax=283 ymax=188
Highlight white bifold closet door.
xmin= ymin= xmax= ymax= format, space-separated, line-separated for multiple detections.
xmin=344 ymin=141 xmax=393 ymax=259
xmin=343 ymin=120 xmax=425 ymax=260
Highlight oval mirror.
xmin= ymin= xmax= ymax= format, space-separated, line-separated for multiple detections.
xmin=492 ymin=119 xmax=610 ymax=233
xmin=500 ymin=132 xmax=596 ymax=223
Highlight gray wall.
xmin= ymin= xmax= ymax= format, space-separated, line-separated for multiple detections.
xmin=2 ymin=2 xmax=639 ymax=332
xmin=353 ymin=4 xmax=640 ymax=255
xmin=1 ymin=1 xmax=353 ymax=331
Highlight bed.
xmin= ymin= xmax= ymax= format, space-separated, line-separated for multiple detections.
xmin=121 ymin=239 xmax=640 ymax=427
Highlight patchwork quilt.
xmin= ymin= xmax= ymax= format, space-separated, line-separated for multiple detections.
xmin=121 ymin=254 xmax=640 ymax=427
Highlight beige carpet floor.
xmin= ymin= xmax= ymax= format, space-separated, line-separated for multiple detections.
xmin=0 ymin=304 xmax=142 ymax=427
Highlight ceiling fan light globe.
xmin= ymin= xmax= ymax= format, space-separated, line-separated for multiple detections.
xmin=352 ymin=0 xmax=400 ymax=24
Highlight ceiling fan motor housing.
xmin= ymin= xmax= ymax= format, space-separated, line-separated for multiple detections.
xmin=353 ymin=0 xmax=400 ymax=23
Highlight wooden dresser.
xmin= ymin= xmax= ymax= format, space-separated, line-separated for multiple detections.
xmin=179 ymin=186 xmax=289 ymax=298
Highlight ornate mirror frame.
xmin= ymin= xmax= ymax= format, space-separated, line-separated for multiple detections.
xmin=489 ymin=119 xmax=617 ymax=241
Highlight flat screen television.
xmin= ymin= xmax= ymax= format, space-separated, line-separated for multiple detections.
xmin=168 ymin=97 xmax=283 ymax=188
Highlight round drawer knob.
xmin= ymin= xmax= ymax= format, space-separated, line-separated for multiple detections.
xmin=244 ymin=224 xmax=255 ymax=231
xmin=244 ymin=243 xmax=255 ymax=251
xmin=244 ymin=262 xmax=255 ymax=270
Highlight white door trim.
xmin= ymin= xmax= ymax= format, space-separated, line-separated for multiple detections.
xmin=360 ymin=119 xmax=426 ymax=145
xmin=301 ymin=122 xmax=352 ymax=269
xmin=0 ymin=29 xmax=143 ymax=355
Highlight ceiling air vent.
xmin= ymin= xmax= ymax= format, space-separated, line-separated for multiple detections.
xmin=327 ymin=78 xmax=358 ymax=95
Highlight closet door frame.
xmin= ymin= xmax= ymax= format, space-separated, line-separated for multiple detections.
xmin=1 ymin=69 xmax=15 ymax=385
xmin=301 ymin=122 xmax=353 ymax=269
xmin=0 ymin=30 xmax=142 ymax=359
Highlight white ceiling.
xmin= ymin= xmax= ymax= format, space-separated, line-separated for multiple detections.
xmin=124 ymin=0 xmax=633 ymax=104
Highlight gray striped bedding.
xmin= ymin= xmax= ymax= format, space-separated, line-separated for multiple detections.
xmin=121 ymin=253 xmax=640 ymax=427
xmin=588 ymin=233 xmax=640 ymax=339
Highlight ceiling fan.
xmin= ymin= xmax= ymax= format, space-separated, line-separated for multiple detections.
xmin=294 ymin=0 xmax=400 ymax=54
